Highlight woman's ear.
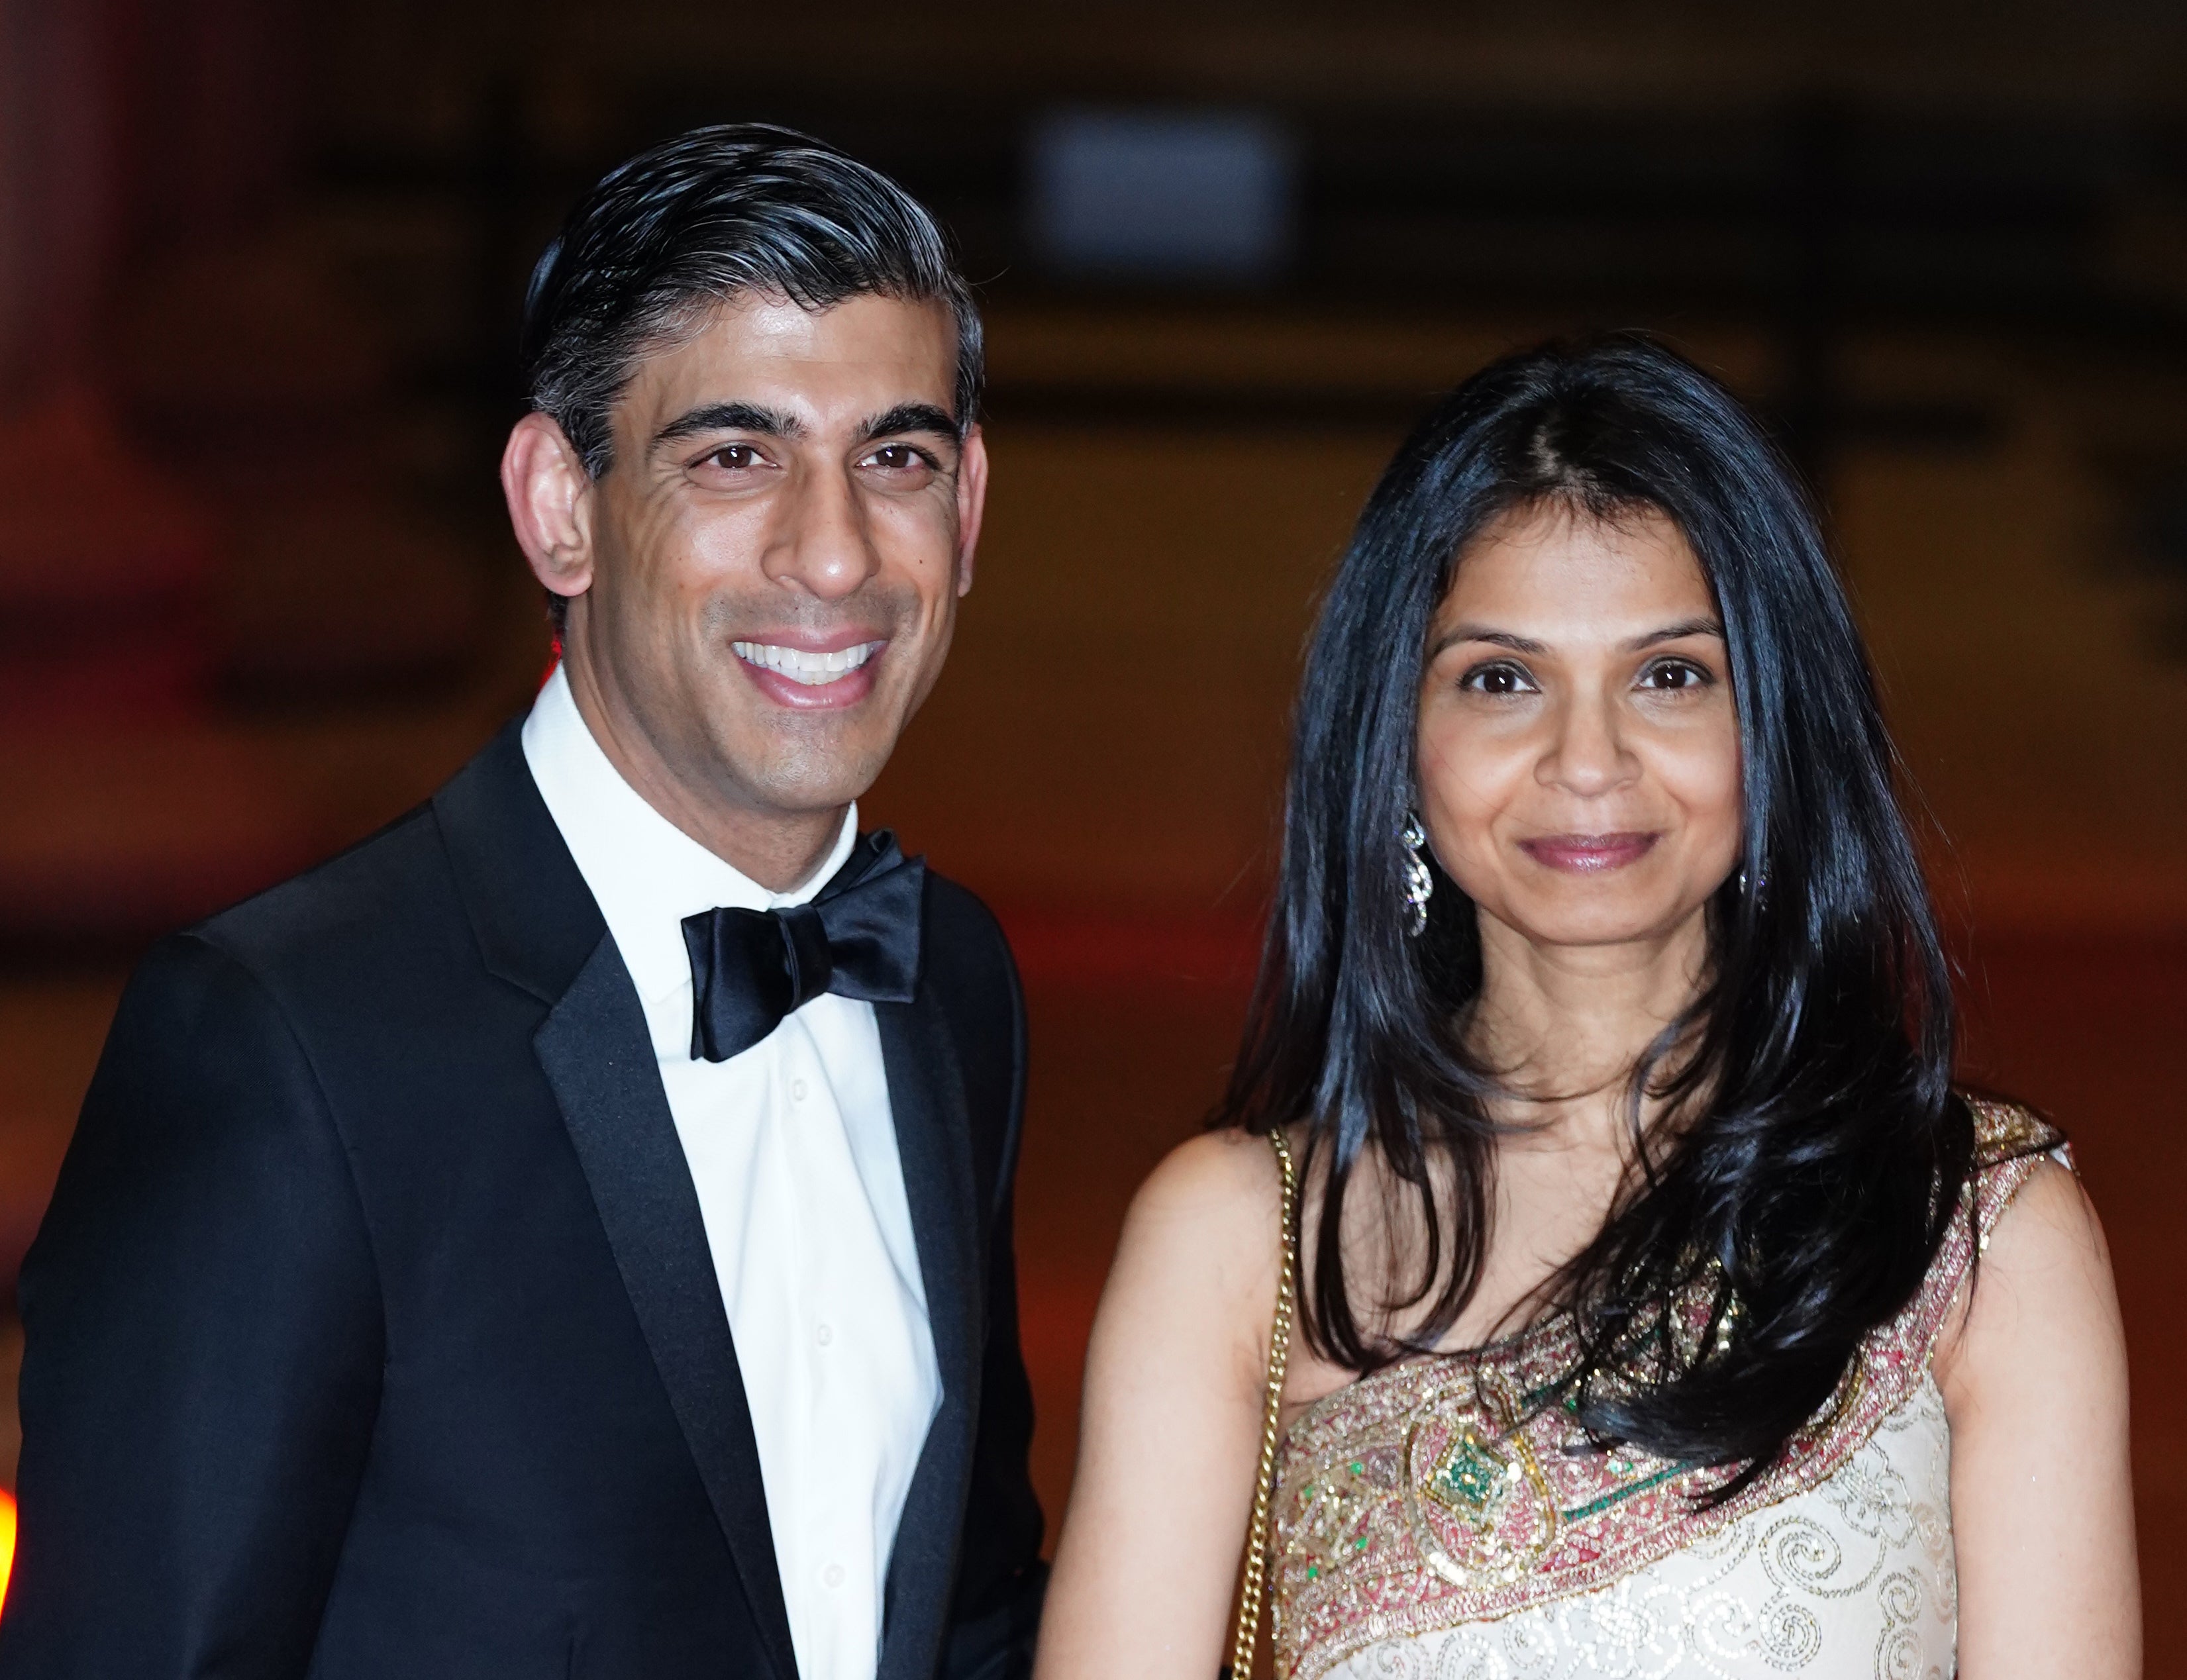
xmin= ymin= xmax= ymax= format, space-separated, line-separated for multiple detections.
xmin=501 ymin=413 xmax=596 ymax=605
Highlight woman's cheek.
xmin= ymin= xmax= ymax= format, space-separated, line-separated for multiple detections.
xmin=1659 ymin=734 xmax=1744 ymax=862
xmin=1418 ymin=749 xmax=1506 ymax=901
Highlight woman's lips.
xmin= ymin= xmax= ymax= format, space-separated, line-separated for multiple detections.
xmin=1517 ymin=832 xmax=1660 ymax=873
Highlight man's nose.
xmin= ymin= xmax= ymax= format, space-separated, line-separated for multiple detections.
xmin=762 ymin=462 xmax=882 ymax=600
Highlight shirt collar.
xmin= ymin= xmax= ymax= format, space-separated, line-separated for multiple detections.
xmin=520 ymin=664 xmax=858 ymax=1018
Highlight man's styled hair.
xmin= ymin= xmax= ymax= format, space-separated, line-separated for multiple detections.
xmin=520 ymin=123 xmax=984 ymax=481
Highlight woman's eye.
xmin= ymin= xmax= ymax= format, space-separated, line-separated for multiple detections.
xmin=1459 ymin=662 xmax=1536 ymax=696
xmin=1640 ymin=660 xmax=1710 ymax=691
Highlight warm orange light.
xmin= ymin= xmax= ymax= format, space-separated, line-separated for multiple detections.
xmin=0 ymin=1487 xmax=15 ymax=1616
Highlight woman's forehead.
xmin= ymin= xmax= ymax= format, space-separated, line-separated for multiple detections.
xmin=1437 ymin=503 xmax=1714 ymax=635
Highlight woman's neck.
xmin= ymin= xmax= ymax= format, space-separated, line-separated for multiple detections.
xmin=1466 ymin=906 xmax=1712 ymax=1144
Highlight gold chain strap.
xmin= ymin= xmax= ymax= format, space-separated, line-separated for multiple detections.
xmin=1226 ymin=1128 xmax=1298 ymax=1679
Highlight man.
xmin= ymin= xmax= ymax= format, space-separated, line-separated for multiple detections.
xmin=0 ymin=126 xmax=1044 ymax=1680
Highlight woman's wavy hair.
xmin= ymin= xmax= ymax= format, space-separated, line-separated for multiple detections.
xmin=1217 ymin=332 xmax=1974 ymax=1478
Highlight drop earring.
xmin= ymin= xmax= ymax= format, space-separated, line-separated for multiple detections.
xmin=1400 ymin=813 xmax=1433 ymax=938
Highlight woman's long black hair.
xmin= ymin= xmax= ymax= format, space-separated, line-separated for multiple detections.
xmin=1217 ymin=333 xmax=1974 ymax=1476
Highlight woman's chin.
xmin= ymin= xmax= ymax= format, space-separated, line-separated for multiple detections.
xmin=1482 ymin=891 xmax=1709 ymax=954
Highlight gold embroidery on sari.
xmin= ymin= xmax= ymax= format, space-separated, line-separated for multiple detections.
xmin=1268 ymin=1099 xmax=2061 ymax=1679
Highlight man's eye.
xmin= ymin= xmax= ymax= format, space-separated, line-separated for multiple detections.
xmin=703 ymin=443 xmax=764 ymax=469
xmin=864 ymin=444 xmax=932 ymax=471
xmin=1460 ymin=662 xmax=1535 ymax=696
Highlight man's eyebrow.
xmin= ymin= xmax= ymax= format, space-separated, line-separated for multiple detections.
xmin=1429 ymin=625 xmax=1550 ymax=658
xmin=651 ymin=402 xmax=805 ymax=452
xmin=858 ymin=402 xmax=960 ymax=444
xmin=1623 ymin=617 xmax=1725 ymax=651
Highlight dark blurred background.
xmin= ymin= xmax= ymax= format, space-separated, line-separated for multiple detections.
xmin=2 ymin=0 xmax=2185 ymax=1646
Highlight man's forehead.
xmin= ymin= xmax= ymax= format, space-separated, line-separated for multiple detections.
xmin=619 ymin=291 xmax=956 ymax=430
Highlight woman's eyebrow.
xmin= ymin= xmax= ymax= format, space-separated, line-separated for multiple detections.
xmin=1429 ymin=625 xmax=1549 ymax=658
xmin=1622 ymin=617 xmax=1725 ymax=651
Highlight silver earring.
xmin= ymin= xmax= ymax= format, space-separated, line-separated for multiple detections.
xmin=1737 ymin=864 xmax=1769 ymax=902
xmin=1400 ymin=813 xmax=1433 ymax=938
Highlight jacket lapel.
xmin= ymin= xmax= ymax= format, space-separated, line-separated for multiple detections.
xmin=536 ymin=938 xmax=802 ymax=1680
xmin=874 ymin=979 xmax=984 ymax=1680
xmin=437 ymin=722 xmax=799 ymax=1680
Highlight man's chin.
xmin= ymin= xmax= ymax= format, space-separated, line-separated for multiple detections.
xmin=699 ymin=671 xmax=917 ymax=818
xmin=729 ymin=730 xmax=894 ymax=816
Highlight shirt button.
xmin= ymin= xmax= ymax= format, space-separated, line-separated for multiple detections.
xmin=823 ymin=1563 xmax=846 ymax=1589
xmin=816 ymin=1323 xmax=834 ymax=1347
xmin=789 ymin=1078 xmax=808 ymax=1101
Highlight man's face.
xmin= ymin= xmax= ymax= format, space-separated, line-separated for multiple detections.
xmin=564 ymin=292 xmax=980 ymax=824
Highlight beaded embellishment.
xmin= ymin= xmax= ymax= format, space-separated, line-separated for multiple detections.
xmin=1268 ymin=1099 xmax=2062 ymax=1680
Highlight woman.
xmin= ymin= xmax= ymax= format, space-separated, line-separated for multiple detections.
xmin=1035 ymin=336 xmax=2137 ymax=1678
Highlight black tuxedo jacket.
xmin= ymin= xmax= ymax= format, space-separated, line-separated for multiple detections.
xmin=0 ymin=721 xmax=1046 ymax=1680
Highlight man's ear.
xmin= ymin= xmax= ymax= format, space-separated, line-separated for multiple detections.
xmin=953 ymin=424 xmax=989 ymax=599
xmin=501 ymin=412 xmax=595 ymax=603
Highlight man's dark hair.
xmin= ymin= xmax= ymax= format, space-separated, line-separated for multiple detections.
xmin=520 ymin=123 xmax=983 ymax=481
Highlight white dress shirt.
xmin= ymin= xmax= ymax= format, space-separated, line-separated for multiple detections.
xmin=523 ymin=666 xmax=940 ymax=1680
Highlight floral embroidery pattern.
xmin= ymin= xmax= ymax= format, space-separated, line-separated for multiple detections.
xmin=1271 ymin=1100 xmax=2057 ymax=1680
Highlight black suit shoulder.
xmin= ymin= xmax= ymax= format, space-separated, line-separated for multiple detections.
xmin=28 ymin=795 xmax=472 ymax=1333
xmin=921 ymin=871 xmax=1016 ymax=1000
xmin=172 ymin=783 xmax=567 ymax=1155
xmin=919 ymin=871 xmax=1027 ymax=1217
xmin=24 ymin=805 xmax=462 ymax=1347
xmin=187 ymin=800 xmax=463 ymax=993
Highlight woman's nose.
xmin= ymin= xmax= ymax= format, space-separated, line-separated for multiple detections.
xmin=1537 ymin=689 xmax=1638 ymax=797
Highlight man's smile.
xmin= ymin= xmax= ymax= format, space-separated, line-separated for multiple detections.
xmin=730 ymin=638 xmax=887 ymax=686
xmin=728 ymin=632 xmax=891 ymax=708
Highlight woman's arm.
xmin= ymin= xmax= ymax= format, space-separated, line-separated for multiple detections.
xmin=1937 ymin=1162 xmax=2139 ymax=1678
xmin=1034 ymin=1130 xmax=1286 ymax=1679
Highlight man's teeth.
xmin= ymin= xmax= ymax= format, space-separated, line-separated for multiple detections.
xmin=730 ymin=640 xmax=882 ymax=686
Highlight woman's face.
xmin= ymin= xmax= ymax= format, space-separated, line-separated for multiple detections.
xmin=1415 ymin=501 xmax=1743 ymax=956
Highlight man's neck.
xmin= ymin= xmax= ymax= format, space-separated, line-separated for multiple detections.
xmin=558 ymin=656 xmax=845 ymax=895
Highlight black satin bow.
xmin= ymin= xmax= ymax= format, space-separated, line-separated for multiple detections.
xmin=680 ymin=830 xmax=926 ymax=1063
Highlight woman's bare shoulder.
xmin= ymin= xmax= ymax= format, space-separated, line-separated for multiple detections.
xmin=1968 ymin=1156 xmax=2111 ymax=1319
xmin=1131 ymin=1127 xmax=1286 ymax=1221
xmin=1988 ymin=1156 xmax=2105 ymax=1254
xmin=1106 ymin=1128 xmax=1289 ymax=1330
xmin=1937 ymin=1157 xmax=2121 ymax=1397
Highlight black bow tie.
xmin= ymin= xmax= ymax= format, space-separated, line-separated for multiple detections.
xmin=680 ymin=830 xmax=926 ymax=1063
